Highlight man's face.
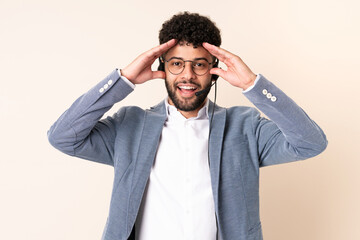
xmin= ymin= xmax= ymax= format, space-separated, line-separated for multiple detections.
xmin=164 ymin=42 xmax=213 ymax=113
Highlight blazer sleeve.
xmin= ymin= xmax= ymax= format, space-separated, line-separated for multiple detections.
xmin=243 ymin=74 xmax=328 ymax=167
xmin=47 ymin=69 xmax=134 ymax=166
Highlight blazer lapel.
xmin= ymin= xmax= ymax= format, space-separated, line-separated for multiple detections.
xmin=128 ymin=101 xmax=167 ymax=228
xmin=208 ymin=101 xmax=226 ymax=208
xmin=127 ymin=100 xmax=226 ymax=231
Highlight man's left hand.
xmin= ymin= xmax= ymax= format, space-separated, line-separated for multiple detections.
xmin=203 ymin=42 xmax=257 ymax=91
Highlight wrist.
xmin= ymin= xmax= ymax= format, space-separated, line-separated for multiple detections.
xmin=241 ymin=73 xmax=257 ymax=91
xmin=120 ymin=69 xmax=134 ymax=84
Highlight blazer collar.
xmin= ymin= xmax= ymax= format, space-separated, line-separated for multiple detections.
xmin=129 ymin=99 xmax=226 ymax=221
xmin=148 ymin=99 xmax=227 ymax=205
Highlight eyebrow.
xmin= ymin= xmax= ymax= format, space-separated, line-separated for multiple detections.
xmin=167 ymin=57 xmax=212 ymax=62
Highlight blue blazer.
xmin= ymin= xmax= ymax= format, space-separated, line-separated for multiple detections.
xmin=48 ymin=69 xmax=327 ymax=240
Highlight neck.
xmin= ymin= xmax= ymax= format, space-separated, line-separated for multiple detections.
xmin=167 ymin=98 xmax=207 ymax=119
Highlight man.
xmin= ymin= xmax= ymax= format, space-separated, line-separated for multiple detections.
xmin=48 ymin=12 xmax=327 ymax=240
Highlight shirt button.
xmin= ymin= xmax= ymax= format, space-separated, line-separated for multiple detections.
xmin=108 ymin=79 xmax=113 ymax=85
xmin=99 ymin=88 xmax=104 ymax=93
xmin=271 ymin=96 xmax=277 ymax=102
xmin=266 ymin=93 xmax=272 ymax=99
xmin=104 ymin=83 xmax=109 ymax=89
xmin=262 ymin=89 xmax=268 ymax=95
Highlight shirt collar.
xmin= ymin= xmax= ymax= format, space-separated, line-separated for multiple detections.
xmin=164 ymin=96 xmax=209 ymax=120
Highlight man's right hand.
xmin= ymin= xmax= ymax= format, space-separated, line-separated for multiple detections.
xmin=121 ymin=39 xmax=176 ymax=84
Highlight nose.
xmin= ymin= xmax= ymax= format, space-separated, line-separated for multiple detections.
xmin=181 ymin=62 xmax=196 ymax=79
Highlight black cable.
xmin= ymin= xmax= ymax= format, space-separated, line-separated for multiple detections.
xmin=208 ymin=80 xmax=217 ymax=167
xmin=207 ymin=80 xmax=219 ymax=239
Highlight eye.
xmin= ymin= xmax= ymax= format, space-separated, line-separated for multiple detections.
xmin=193 ymin=61 xmax=207 ymax=69
xmin=171 ymin=61 xmax=183 ymax=67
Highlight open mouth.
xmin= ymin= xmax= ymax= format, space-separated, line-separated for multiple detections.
xmin=178 ymin=85 xmax=197 ymax=91
xmin=177 ymin=85 xmax=199 ymax=97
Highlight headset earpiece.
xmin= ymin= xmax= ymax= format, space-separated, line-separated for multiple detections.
xmin=211 ymin=58 xmax=219 ymax=81
xmin=158 ymin=57 xmax=165 ymax=72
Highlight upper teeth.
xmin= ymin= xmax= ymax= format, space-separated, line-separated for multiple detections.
xmin=179 ymin=86 xmax=196 ymax=90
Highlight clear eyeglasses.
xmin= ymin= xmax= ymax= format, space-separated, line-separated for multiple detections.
xmin=162 ymin=57 xmax=217 ymax=76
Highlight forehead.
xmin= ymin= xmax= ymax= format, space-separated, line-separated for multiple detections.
xmin=165 ymin=43 xmax=212 ymax=60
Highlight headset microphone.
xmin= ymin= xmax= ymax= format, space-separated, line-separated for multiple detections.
xmin=195 ymin=81 xmax=217 ymax=97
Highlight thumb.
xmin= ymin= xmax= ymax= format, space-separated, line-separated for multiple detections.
xmin=152 ymin=71 xmax=166 ymax=80
xmin=210 ymin=68 xmax=226 ymax=79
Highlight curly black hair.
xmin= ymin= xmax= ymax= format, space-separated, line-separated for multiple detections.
xmin=159 ymin=12 xmax=221 ymax=47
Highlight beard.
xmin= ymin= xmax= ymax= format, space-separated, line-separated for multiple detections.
xmin=165 ymin=78 xmax=212 ymax=112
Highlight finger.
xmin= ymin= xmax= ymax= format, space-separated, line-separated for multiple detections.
xmin=210 ymin=67 xmax=227 ymax=79
xmin=160 ymin=39 xmax=177 ymax=53
xmin=140 ymin=39 xmax=176 ymax=69
xmin=146 ymin=39 xmax=177 ymax=60
xmin=202 ymin=42 xmax=234 ymax=64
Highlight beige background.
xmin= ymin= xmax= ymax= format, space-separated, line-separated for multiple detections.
xmin=1 ymin=0 xmax=359 ymax=239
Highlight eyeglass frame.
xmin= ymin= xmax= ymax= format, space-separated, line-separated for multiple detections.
xmin=160 ymin=56 xmax=218 ymax=76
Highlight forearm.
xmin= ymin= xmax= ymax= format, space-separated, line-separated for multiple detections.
xmin=244 ymin=75 xmax=327 ymax=162
xmin=47 ymin=69 xmax=134 ymax=156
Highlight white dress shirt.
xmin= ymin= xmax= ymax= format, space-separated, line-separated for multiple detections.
xmin=135 ymin=98 xmax=218 ymax=240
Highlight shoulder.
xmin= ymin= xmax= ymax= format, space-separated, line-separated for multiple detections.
xmin=226 ymin=105 xmax=258 ymax=115
xmin=210 ymin=101 xmax=263 ymax=126
xmin=226 ymin=105 xmax=261 ymax=120
xmin=223 ymin=105 xmax=266 ymax=132
xmin=115 ymin=105 xmax=146 ymax=119
xmin=110 ymin=100 xmax=166 ymax=123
